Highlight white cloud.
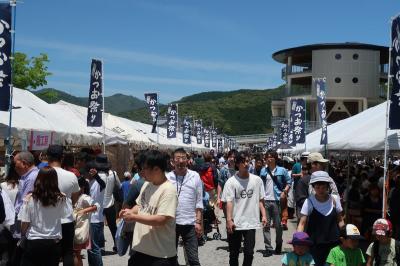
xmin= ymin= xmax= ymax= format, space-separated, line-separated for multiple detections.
xmin=19 ymin=37 xmax=276 ymax=75
xmin=51 ymin=69 xmax=270 ymax=89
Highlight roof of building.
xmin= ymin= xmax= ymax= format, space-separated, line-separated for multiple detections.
xmin=272 ymin=42 xmax=389 ymax=65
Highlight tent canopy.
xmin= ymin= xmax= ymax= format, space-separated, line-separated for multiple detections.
xmin=285 ymin=101 xmax=400 ymax=153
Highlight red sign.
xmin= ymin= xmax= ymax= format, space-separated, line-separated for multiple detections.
xmin=29 ymin=131 xmax=54 ymax=150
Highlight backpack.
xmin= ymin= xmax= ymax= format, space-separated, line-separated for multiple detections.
xmin=373 ymin=239 xmax=400 ymax=265
xmin=0 ymin=187 xmax=5 ymax=224
xmin=200 ymin=165 xmax=217 ymax=191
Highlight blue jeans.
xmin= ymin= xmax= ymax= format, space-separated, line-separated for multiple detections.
xmin=263 ymin=200 xmax=283 ymax=251
xmin=88 ymin=222 xmax=104 ymax=266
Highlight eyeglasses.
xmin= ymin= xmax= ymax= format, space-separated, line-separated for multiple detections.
xmin=174 ymin=156 xmax=188 ymax=161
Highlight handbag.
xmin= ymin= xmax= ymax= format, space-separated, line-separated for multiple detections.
xmin=73 ymin=196 xmax=90 ymax=245
xmin=112 ymin=171 xmax=123 ymax=203
xmin=115 ymin=219 xmax=134 ymax=256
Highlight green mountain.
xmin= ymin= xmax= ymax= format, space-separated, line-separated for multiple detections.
xmin=33 ymin=88 xmax=146 ymax=115
xmin=121 ymin=87 xmax=289 ymax=135
xmin=34 ymin=86 xmax=310 ymax=135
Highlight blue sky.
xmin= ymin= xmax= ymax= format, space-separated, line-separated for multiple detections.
xmin=16 ymin=1 xmax=398 ymax=103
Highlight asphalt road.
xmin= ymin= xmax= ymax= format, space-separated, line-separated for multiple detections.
xmin=82 ymin=209 xmax=296 ymax=266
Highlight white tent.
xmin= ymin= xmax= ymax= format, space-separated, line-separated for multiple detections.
xmin=0 ymin=88 xmax=211 ymax=150
xmin=56 ymin=101 xmax=209 ymax=151
xmin=0 ymin=88 xmax=103 ymax=147
xmin=287 ymin=101 xmax=400 ymax=153
xmin=55 ymin=101 xmax=151 ymax=145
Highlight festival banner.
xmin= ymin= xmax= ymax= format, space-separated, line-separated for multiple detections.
xmin=182 ymin=117 xmax=191 ymax=144
xmin=290 ymin=99 xmax=306 ymax=143
xmin=217 ymin=137 xmax=223 ymax=153
xmin=0 ymin=4 xmax=11 ymax=111
xmin=316 ymin=79 xmax=328 ymax=144
xmin=195 ymin=120 xmax=202 ymax=144
xmin=280 ymin=119 xmax=289 ymax=144
xmin=203 ymin=127 xmax=210 ymax=148
xmin=211 ymin=128 xmax=217 ymax=148
xmin=287 ymin=129 xmax=295 ymax=146
xmin=272 ymin=134 xmax=278 ymax=149
xmin=267 ymin=136 xmax=273 ymax=150
xmin=390 ymin=15 xmax=400 ymax=129
xmin=144 ymin=93 xmax=158 ymax=133
xmin=87 ymin=59 xmax=103 ymax=127
xmin=166 ymin=104 xmax=177 ymax=138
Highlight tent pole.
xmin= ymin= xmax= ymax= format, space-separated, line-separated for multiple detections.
xmin=345 ymin=151 xmax=351 ymax=223
xmin=382 ymin=17 xmax=394 ymax=218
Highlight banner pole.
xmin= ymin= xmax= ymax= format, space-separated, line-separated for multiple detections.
xmin=190 ymin=116 xmax=193 ymax=151
xmin=101 ymin=59 xmax=105 ymax=153
xmin=382 ymin=17 xmax=394 ymax=218
xmin=304 ymin=97 xmax=307 ymax=152
xmin=156 ymin=93 xmax=159 ymax=146
xmin=5 ymin=0 xmax=17 ymax=174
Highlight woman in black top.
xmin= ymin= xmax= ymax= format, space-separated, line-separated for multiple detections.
xmin=297 ymin=171 xmax=344 ymax=266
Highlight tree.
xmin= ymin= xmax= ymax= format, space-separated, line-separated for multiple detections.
xmin=13 ymin=52 xmax=51 ymax=89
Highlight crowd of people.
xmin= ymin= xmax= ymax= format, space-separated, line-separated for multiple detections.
xmin=0 ymin=145 xmax=399 ymax=266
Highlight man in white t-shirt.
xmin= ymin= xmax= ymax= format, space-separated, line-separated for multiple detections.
xmin=47 ymin=145 xmax=80 ymax=266
xmin=166 ymin=148 xmax=203 ymax=266
xmin=222 ymin=151 xmax=267 ymax=266
xmin=120 ymin=150 xmax=178 ymax=266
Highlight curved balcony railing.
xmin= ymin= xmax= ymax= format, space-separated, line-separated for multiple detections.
xmin=281 ymin=65 xmax=312 ymax=80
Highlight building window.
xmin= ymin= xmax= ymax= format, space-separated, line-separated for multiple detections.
xmin=353 ymin=53 xmax=359 ymax=60
xmin=335 ymin=53 xmax=341 ymax=60
xmin=352 ymin=77 xmax=358 ymax=83
xmin=335 ymin=77 xmax=341 ymax=83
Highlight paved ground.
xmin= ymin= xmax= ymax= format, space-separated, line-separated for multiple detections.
xmin=82 ymin=209 xmax=296 ymax=266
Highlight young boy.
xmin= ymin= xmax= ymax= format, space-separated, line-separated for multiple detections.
xmin=366 ymin=218 xmax=400 ymax=266
xmin=326 ymin=224 xmax=365 ymax=266
xmin=282 ymin=232 xmax=315 ymax=266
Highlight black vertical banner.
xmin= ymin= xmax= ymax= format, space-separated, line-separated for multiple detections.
xmin=390 ymin=15 xmax=400 ymax=129
xmin=290 ymin=99 xmax=306 ymax=143
xmin=182 ymin=117 xmax=191 ymax=144
xmin=195 ymin=120 xmax=202 ymax=144
xmin=144 ymin=93 xmax=158 ymax=133
xmin=167 ymin=104 xmax=177 ymax=138
xmin=211 ymin=128 xmax=217 ymax=148
xmin=287 ymin=129 xmax=295 ymax=146
xmin=217 ymin=137 xmax=223 ymax=153
xmin=0 ymin=4 xmax=11 ymax=111
xmin=316 ymin=79 xmax=328 ymax=144
xmin=204 ymin=127 xmax=210 ymax=148
xmin=272 ymin=134 xmax=278 ymax=149
xmin=267 ymin=137 xmax=273 ymax=150
xmin=87 ymin=59 xmax=103 ymax=127
xmin=280 ymin=120 xmax=289 ymax=144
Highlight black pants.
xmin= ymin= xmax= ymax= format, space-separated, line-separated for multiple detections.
xmin=310 ymin=242 xmax=337 ymax=266
xmin=128 ymin=251 xmax=177 ymax=266
xmin=21 ymin=239 xmax=61 ymax=266
xmin=103 ymin=205 xmax=117 ymax=247
xmin=175 ymin=224 xmax=201 ymax=266
xmin=61 ymin=222 xmax=74 ymax=266
xmin=228 ymin=229 xmax=255 ymax=266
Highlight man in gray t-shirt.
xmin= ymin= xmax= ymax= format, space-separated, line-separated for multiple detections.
xmin=222 ymin=151 xmax=267 ymax=266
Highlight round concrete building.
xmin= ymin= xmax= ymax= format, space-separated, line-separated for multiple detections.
xmin=271 ymin=42 xmax=389 ymax=132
